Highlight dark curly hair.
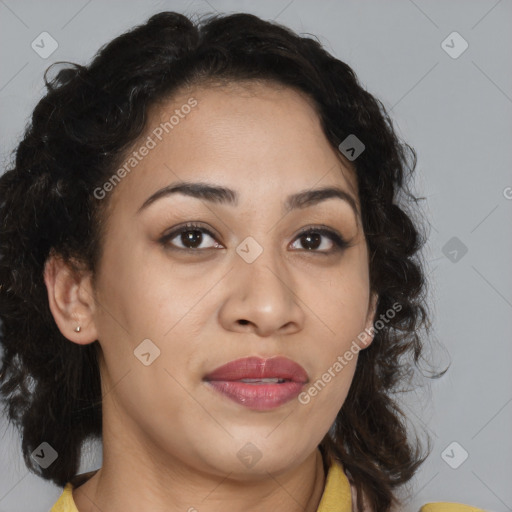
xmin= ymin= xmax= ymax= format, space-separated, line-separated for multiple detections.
xmin=0 ymin=10 xmax=439 ymax=511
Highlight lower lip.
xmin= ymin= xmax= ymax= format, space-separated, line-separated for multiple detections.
xmin=205 ymin=381 xmax=304 ymax=410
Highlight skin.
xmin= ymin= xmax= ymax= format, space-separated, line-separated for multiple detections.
xmin=44 ymin=80 xmax=378 ymax=512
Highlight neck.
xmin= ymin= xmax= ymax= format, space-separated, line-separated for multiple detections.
xmin=72 ymin=417 xmax=327 ymax=512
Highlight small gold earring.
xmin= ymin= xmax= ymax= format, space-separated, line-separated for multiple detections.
xmin=74 ymin=326 xmax=81 ymax=333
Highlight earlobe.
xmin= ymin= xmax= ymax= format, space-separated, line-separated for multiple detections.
xmin=43 ymin=254 xmax=98 ymax=345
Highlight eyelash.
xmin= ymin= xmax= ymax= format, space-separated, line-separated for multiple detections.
xmin=159 ymin=222 xmax=350 ymax=255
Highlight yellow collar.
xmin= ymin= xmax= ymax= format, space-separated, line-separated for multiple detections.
xmin=50 ymin=460 xmax=484 ymax=512
xmin=316 ymin=459 xmax=353 ymax=512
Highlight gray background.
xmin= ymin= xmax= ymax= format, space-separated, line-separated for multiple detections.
xmin=0 ymin=1 xmax=511 ymax=511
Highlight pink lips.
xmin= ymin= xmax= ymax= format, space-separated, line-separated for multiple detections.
xmin=203 ymin=356 xmax=309 ymax=411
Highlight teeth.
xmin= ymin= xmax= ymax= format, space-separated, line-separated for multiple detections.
xmin=240 ymin=378 xmax=286 ymax=383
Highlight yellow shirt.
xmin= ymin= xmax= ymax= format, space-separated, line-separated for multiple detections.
xmin=50 ymin=462 xmax=486 ymax=512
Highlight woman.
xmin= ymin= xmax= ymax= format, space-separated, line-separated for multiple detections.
xmin=0 ymin=10 xmax=484 ymax=512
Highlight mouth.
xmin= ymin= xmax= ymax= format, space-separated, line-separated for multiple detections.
xmin=203 ymin=356 xmax=308 ymax=410
xmin=236 ymin=377 xmax=288 ymax=384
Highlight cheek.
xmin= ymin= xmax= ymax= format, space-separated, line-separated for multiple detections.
xmin=93 ymin=230 xmax=195 ymax=339
xmin=92 ymin=252 xmax=218 ymax=395
xmin=304 ymin=261 xmax=371 ymax=340
xmin=296 ymin=354 xmax=358 ymax=440
xmin=298 ymin=253 xmax=370 ymax=401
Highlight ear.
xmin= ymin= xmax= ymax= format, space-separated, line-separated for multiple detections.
xmin=360 ymin=291 xmax=379 ymax=349
xmin=43 ymin=253 xmax=99 ymax=345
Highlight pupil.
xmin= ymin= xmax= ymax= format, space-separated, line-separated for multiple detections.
xmin=183 ymin=230 xmax=202 ymax=248
xmin=302 ymin=232 xmax=320 ymax=250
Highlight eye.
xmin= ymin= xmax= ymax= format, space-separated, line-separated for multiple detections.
xmin=159 ymin=222 xmax=222 ymax=251
xmin=159 ymin=223 xmax=350 ymax=254
xmin=290 ymin=226 xmax=350 ymax=253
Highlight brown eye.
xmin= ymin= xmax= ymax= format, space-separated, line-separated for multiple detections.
xmin=297 ymin=232 xmax=323 ymax=251
xmin=159 ymin=223 xmax=349 ymax=254
xmin=159 ymin=223 xmax=222 ymax=251
xmin=290 ymin=227 xmax=350 ymax=254
xmin=179 ymin=228 xmax=206 ymax=249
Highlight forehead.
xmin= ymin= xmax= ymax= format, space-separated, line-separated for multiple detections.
xmin=106 ymin=80 xmax=359 ymax=216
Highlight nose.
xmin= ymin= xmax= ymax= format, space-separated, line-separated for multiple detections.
xmin=217 ymin=244 xmax=305 ymax=338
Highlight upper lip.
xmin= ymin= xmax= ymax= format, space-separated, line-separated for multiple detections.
xmin=204 ymin=356 xmax=309 ymax=383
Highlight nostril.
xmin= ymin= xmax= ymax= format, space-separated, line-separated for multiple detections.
xmin=238 ymin=319 xmax=249 ymax=325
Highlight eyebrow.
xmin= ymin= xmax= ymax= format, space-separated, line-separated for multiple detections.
xmin=136 ymin=181 xmax=359 ymax=219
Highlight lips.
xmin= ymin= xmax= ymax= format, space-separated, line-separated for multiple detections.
xmin=203 ymin=356 xmax=309 ymax=410
xmin=204 ymin=356 xmax=309 ymax=383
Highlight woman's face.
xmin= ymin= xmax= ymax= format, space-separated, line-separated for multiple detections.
xmin=82 ymin=81 xmax=377 ymax=478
